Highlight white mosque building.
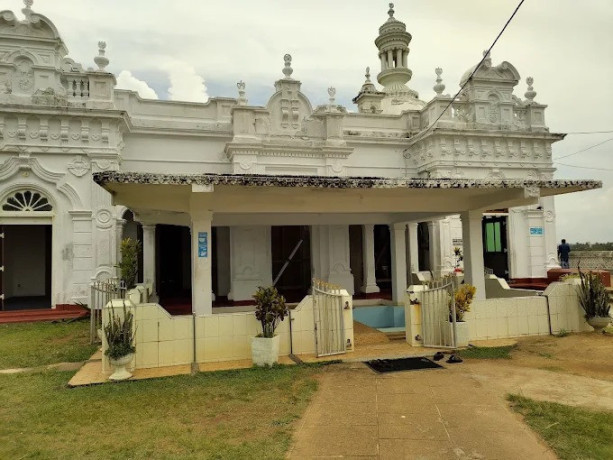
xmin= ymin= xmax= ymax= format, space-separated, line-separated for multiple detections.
xmin=0 ymin=1 xmax=599 ymax=314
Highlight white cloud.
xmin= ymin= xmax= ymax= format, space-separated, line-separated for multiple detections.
xmin=165 ymin=61 xmax=208 ymax=103
xmin=116 ymin=70 xmax=158 ymax=99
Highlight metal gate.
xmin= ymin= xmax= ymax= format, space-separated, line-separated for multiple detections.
xmin=421 ymin=278 xmax=457 ymax=348
xmin=312 ymin=279 xmax=346 ymax=357
xmin=89 ymin=278 xmax=125 ymax=344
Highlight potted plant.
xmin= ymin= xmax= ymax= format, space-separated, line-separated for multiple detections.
xmin=577 ymin=269 xmax=611 ymax=331
xmin=251 ymin=286 xmax=288 ymax=367
xmin=117 ymin=237 xmax=142 ymax=305
xmin=449 ymin=283 xmax=476 ymax=347
xmin=104 ymin=302 xmax=136 ymax=381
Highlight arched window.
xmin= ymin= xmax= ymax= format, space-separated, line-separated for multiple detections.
xmin=2 ymin=190 xmax=53 ymax=212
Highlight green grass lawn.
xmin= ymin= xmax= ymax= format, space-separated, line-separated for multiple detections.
xmin=509 ymin=395 xmax=613 ymax=460
xmin=0 ymin=364 xmax=321 ymax=459
xmin=0 ymin=320 xmax=98 ymax=369
xmin=459 ymin=345 xmax=515 ymax=360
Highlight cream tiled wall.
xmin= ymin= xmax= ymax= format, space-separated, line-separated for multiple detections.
xmin=105 ymin=293 xmax=354 ymax=370
xmin=403 ymin=281 xmax=593 ymax=344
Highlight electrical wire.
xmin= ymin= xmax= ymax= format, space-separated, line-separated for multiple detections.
xmin=553 ymin=136 xmax=613 ymax=160
xmin=565 ymin=130 xmax=613 ymax=135
xmin=553 ymin=161 xmax=613 ymax=172
xmin=417 ymin=0 xmax=526 ymax=139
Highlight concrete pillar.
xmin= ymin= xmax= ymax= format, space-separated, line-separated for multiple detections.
xmin=387 ymin=50 xmax=393 ymax=69
xmin=379 ymin=53 xmax=386 ymax=71
xmin=390 ymin=223 xmax=407 ymax=304
xmin=190 ymin=209 xmax=213 ymax=315
xmin=228 ymin=226 xmax=273 ymax=301
xmin=542 ymin=197 xmax=561 ymax=270
xmin=427 ymin=221 xmax=441 ymax=278
xmin=396 ymin=49 xmax=402 ymax=68
xmin=407 ymin=222 xmax=419 ymax=278
xmin=402 ymin=50 xmax=408 ymax=67
xmin=311 ymin=225 xmax=354 ymax=294
xmin=142 ymin=224 xmax=156 ymax=295
xmin=461 ymin=211 xmax=486 ymax=300
xmin=361 ymin=224 xmax=379 ymax=293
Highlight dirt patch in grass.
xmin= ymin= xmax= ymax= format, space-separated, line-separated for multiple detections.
xmin=0 ymin=320 xmax=98 ymax=369
xmin=510 ymin=332 xmax=613 ymax=382
xmin=0 ymin=364 xmax=321 ymax=459
xmin=509 ymin=394 xmax=613 ymax=460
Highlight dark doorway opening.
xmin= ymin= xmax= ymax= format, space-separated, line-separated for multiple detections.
xmin=374 ymin=225 xmax=391 ymax=291
xmin=1 ymin=225 xmax=52 ymax=310
xmin=156 ymin=225 xmax=192 ymax=309
xmin=271 ymin=226 xmax=311 ymax=303
xmin=349 ymin=225 xmax=364 ymax=294
xmin=418 ymin=222 xmax=430 ymax=272
xmin=482 ymin=215 xmax=509 ymax=279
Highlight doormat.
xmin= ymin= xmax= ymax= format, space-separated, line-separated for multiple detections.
xmin=365 ymin=357 xmax=443 ymax=373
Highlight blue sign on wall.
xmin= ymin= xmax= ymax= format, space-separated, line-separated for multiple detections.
xmin=529 ymin=227 xmax=544 ymax=236
xmin=198 ymin=232 xmax=208 ymax=257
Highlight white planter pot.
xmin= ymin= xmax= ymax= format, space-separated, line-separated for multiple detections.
xmin=251 ymin=335 xmax=280 ymax=367
xmin=108 ymin=353 xmax=134 ymax=381
xmin=126 ymin=289 xmax=141 ymax=306
xmin=587 ymin=316 xmax=611 ymax=332
xmin=449 ymin=321 xmax=470 ymax=347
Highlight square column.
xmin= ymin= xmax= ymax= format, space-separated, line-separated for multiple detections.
xmin=190 ymin=209 xmax=213 ymax=315
xmin=141 ymin=224 xmax=156 ymax=296
xmin=427 ymin=221 xmax=442 ymax=278
xmin=228 ymin=226 xmax=273 ymax=301
xmin=407 ymin=222 xmax=419 ymax=278
xmin=461 ymin=211 xmax=486 ymax=300
xmin=361 ymin=224 xmax=379 ymax=293
xmin=390 ymin=223 xmax=407 ymax=304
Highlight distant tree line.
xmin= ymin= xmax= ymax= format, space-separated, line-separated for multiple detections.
xmin=570 ymin=242 xmax=613 ymax=251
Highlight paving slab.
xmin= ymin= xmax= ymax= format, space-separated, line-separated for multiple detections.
xmin=287 ymin=362 xmax=557 ymax=460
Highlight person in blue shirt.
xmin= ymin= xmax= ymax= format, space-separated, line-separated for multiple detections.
xmin=557 ymin=239 xmax=571 ymax=268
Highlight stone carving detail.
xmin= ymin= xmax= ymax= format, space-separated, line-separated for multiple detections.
xmin=32 ymin=87 xmax=68 ymax=106
xmin=13 ymin=57 xmax=34 ymax=92
xmin=524 ymin=77 xmax=536 ymax=102
xmin=2 ymin=189 xmax=52 ymax=211
xmin=67 ymin=155 xmax=90 ymax=177
xmin=95 ymin=208 xmax=113 ymax=229
xmin=524 ymin=185 xmax=540 ymax=198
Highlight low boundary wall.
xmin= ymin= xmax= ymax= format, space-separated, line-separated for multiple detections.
xmin=102 ymin=293 xmax=354 ymax=372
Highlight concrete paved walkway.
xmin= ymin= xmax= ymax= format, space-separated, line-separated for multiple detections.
xmin=288 ymin=362 xmax=556 ymax=459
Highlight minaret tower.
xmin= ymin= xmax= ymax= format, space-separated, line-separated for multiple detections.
xmin=375 ymin=3 xmax=423 ymax=112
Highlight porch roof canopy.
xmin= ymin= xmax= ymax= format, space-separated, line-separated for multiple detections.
xmin=93 ymin=172 xmax=601 ymax=225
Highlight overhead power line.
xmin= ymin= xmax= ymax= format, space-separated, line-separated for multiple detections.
xmin=553 ymin=136 xmax=613 ymax=160
xmin=565 ymin=130 xmax=613 ymax=135
xmin=422 ymin=0 xmax=526 ymax=135
xmin=554 ymin=161 xmax=613 ymax=172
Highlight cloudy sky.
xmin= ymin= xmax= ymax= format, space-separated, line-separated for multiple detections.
xmin=13 ymin=0 xmax=613 ymax=242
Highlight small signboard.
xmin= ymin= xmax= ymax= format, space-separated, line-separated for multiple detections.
xmin=198 ymin=231 xmax=208 ymax=257
xmin=529 ymin=227 xmax=544 ymax=236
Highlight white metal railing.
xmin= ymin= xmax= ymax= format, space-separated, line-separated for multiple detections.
xmin=89 ymin=278 xmax=125 ymax=344
xmin=312 ymin=279 xmax=346 ymax=357
xmin=420 ymin=278 xmax=456 ymax=348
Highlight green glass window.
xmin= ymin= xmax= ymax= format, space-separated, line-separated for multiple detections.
xmin=485 ymin=222 xmax=502 ymax=253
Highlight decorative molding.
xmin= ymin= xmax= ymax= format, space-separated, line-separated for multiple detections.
xmin=67 ymin=154 xmax=90 ymax=177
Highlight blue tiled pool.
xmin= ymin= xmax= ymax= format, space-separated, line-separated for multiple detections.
xmin=353 ymin=305 xmax=405 ymax=333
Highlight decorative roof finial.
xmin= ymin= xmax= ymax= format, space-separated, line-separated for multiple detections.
xmin=433 ymin=67 xmax=445 ymax=96
xmin=237 ymin=80 xmax=247 ymax=105
xmin=365 ymin=67 xmax=371 ymax=82
xmin=282 ymin=54 xmax=293 ymax=78
xmin=525 ymin=76 xmax=537 ymax=102
xmin=388 ymin=3 xmax=395 ymax=18
xmin=22 ymin=0 xmax=33 ymax=19
xmin=328 ymin=87 xmax=336 ymax=106
xmin=94 ymin=41 xmax=109 ymax=72
xmin=482 ymin=49 xmax=492 ymax=67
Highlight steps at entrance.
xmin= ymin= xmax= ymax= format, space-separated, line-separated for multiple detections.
xmin=0 ymin=305 xmax=89 ymax=324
